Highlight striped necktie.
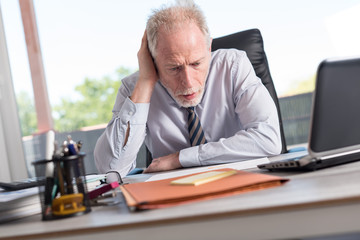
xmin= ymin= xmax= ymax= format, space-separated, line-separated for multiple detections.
xmin=186 ymin=107 xmax=207 ymax=146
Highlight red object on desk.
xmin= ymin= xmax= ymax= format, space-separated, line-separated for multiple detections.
xmin=120 ymin=168 xmax=289 ymax=210
xmin=88 ymin=182 xmax=119 ymax=200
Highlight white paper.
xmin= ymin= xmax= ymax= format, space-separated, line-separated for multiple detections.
xmin=145 ymin=157 xmax=269 ymax=182
xmin=0 ymin=187 xmax=39 ymax=203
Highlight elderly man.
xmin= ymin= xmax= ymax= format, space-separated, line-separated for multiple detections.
xmin=94 ymin=0 xmax=281 ymax=177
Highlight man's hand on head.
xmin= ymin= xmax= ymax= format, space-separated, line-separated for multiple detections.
xmin=137 ymin=30 xmax=158 ymax=85
xmin=143 ymin=152 xmax=182 ymax=173
xmin=131 ymin=30 xmax=159 ymax=103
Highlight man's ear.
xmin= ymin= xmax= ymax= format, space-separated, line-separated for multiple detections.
xmin=209 ymin=38 xmax=213 ymax=52
xmin=153 ymin=57 xmax=159 ymax=73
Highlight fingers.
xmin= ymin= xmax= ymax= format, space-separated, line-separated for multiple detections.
xmin=131 ymin=30 xmax=158 ymax=103
xmin=138 ymin=30 xmax=149 ymax=59
xmin=137 ymin=30 xmax=158 ymax=83
xmin=143 ymin=152 xmax=181 ymax=173
xmin=143 ymin=159 xmax=160 ymax=173
xmin=141 ymin=30 xmax=148 ymax=48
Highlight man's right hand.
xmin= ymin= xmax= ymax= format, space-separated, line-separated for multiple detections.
xmin=130 ymin=30 xmax=159 ymax=103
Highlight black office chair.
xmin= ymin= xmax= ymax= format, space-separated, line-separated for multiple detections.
xmin=211 ymin=28 xmax=287 ymax=153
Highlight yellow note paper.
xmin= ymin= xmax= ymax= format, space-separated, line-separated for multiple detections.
xmin=171 ymin=170 xmax=237 ymax=186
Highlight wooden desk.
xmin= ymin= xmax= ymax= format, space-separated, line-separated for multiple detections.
xmin=1 ymin=153 xmax=360 ymax=240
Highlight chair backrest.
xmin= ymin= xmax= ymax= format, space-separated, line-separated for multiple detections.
xmin=211 ymin=28 xmax=287 ymax=153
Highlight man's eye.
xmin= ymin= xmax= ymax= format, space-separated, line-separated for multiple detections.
xmin=191 ymin=62 xmax=200 ymax=67
xmin=170 ymin=66 xmax=181 ymax=71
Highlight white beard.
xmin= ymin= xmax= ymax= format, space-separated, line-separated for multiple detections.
xmin=161 ymin=83 xmax=205 ymax=108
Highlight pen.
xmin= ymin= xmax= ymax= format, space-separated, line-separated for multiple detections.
xmin=67 ymin=135 xmax=79 ymax=155
xmin=63 ymin=160 xmax=74 ymax=194
xmin=56 ymin=161 xmax=65 ymax=195
xmin=44 ymin=177 xmax=54 ymax=216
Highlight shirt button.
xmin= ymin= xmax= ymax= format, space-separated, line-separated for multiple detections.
xmin=129 ymin=111 xmax=134 ymax=116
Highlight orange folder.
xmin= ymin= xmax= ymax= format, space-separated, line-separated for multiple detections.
xmin=120 ymin=168 xmax=289 ymax=210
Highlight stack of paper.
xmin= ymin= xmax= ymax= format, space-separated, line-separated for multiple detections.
xmin=0 ymin=187 xmax=41 ymax=224
xmin=85 ymin=174 xmax=106 ymax=191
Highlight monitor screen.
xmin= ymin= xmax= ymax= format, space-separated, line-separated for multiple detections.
xmin=310 ymin=57 xmax=360 ymax=153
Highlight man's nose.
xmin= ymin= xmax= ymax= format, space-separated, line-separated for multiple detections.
xmin=181 ymin=66 xmax=194 ymax=88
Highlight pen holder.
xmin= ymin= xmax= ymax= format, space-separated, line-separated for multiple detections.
xmin=32 ymin=153 xmax=91 ymax=221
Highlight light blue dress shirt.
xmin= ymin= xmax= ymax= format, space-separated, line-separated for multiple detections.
xmin=94 ymin=49 xmax=281 ymax=177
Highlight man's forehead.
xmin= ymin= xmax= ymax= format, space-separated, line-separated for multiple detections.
xmin=157 ymin=23 xmax=206 ymax=47
xmin=157 ymin=47 xmax=206 ymax=64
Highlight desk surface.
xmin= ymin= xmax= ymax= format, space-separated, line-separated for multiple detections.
xmin=1 ymin=152 xmax=360 ymax=240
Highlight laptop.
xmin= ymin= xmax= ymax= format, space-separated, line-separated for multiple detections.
xmin=258 ymin=57 xmax=360 ymax=171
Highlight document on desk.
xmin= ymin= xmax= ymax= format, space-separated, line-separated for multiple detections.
xmin=0 ymin=187 xmax=39 ymax=203
xmin=0 ymin=187 xmax=41 ymax=223
xmin=146 ymin=157 xmax=270 ymax=182
xmin=120 ymin=167 xmax=288 ymax=210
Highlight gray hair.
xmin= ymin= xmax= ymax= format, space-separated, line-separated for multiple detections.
xmin=146 ymin=0 xmax=211 ymax=59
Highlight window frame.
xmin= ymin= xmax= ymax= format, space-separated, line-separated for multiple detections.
xmin=0 ymin=4 xmax=27 ymax=181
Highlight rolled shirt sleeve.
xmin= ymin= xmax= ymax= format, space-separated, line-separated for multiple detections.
xmin=94 ymin=72 xmax=150 ymax=177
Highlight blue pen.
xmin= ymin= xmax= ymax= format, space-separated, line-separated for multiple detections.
xmin=68 ymin=143 xmax=77 ymax=155
xmin=67 ymin=135 xmax=78 ymax=155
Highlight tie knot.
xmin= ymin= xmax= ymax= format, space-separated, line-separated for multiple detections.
xmin=186 ymin=107 xmax=195 ymax=113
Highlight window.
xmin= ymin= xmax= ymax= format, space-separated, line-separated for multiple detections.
xmin=0 ymin=5 xmax=27 ymax=181
xmin=1 ymin=0 xmax=359 ymax=178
